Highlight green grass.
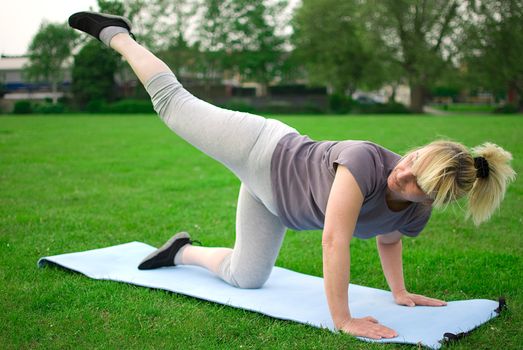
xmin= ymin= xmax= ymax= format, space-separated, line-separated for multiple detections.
xmin=1 ymin=114 xmax=522 ymax=349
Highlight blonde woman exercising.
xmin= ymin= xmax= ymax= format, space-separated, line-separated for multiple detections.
xmin=69 ymin=12 xmax=516 ymax=340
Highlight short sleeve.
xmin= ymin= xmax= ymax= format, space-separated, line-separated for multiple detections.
xmin=399 ymin=206 xmax=432 ymax=237
xmin=333 ymin=144 xmax=382 ymax=198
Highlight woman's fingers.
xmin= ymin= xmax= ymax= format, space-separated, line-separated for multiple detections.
xmin=394 ymin=292 xmax=447 ymax=307
xmin=342 ymin=317 xmax=398 ymax=339
xmin=410 ymin=293 xmax=447 ymax=306
xmin=395 ymin=295 xmax=415 ymax=307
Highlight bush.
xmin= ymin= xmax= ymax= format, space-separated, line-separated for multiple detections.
xmin=257 ymin=101 xmax=325 ymax=114
xmin=220 ymin=99 xmax=256 ymax=113
xmin=82 ymin=99 xmax=155 ymax=114
xmin=33 ymin=102 xmax=66 ymax=114
xmin=85 ymin=99 xmax=108 ymax=113
xmin=329 ymin=94 xmax=355 ymax=114
xmin=13 ymin=100 xmax=33 ymax=114
xmin=106 ymin=99 xmax=155 ymax=114
xmin=494 ymin=104 xmax=519 ymax=114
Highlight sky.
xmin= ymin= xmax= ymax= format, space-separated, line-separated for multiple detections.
xmin=0 ymin=0 xmax=301 ymax=56
xmin=0 ymin=0 xmax=99 ymax=56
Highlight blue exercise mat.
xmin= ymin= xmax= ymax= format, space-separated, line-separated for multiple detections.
xmin=37 ymin=242 xmax=500 ymax=349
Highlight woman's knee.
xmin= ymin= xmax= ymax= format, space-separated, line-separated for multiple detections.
xmin=145 ymin=72 xmax=184 ymax=119
xmin=219 ymin=254 xmax=270 ymax=289
xmin=230 ymin=271 xmax=269 ymax=289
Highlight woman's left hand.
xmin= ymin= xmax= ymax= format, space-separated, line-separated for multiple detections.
xmin=393 ymin=289 xmax=447 ymax=307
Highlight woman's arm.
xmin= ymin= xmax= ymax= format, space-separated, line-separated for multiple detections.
xmin=323 ymin=165 xmax=397 ymax=339
xmin=377 ymin=232 xmax=447 ymax=307
xmin=376 ymin=231 xmax=406 ymax=295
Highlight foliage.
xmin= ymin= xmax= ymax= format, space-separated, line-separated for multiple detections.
xmin=78 ymin=99 xmax=154 ymax=114
xmin=12 ymin=100 xmax=33 ymax=114
xmin=292 ymin=0 xmax=375 ymax=95
xmin=72 ymin=41 xmax=120 ymax=106
xmin=219 ymin=99 xmax=257 ymax=113
xmin=33 ymin=102 xmax=67 ymax=114
xmin=227 ymin=0 xmax=287 ymax=86
xmin=194 ymin=0 xmax=288 ymax=90
xmin=364 ymin=0 xmax=463 ymax=112
xmin=157 ymin=35 xmax=198 ymax=81
xmin=106 ymin=99 xmax=155 ymax=114
xmin=97 ymin=0 xmax=125 ymax=15
xmin=460 ymin=0 xmax=523 ymax=111
xmin=494 ymin=104 xmax=519 ymax=114
xmin=24 ymin=22 xmax=77 ymax=103
xmin=0 ymin=80 xmax=6 ymax=98
xmin=329 ymin=94 xmax=356 ymax=114
xmin=134 ymin=0 xmax=198 ymax=52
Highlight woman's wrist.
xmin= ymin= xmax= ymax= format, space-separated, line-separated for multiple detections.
xmin=392 ymin=288 xmax=408 ymax=297
xmin=334 ymin=316 xmax=353 ymax=330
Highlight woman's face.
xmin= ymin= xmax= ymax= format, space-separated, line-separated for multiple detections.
xmin=387 ymin=151 xmax=433 ymax=204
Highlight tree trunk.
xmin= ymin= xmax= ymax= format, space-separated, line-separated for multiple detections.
xmin=257 ymin=82 xmax=268 ymax=97
xmin=507 ymin=81 xmax=522 ymax=111
xmin=410 ymin=83 xmax=425 ymax=113
xmin=51 ymin=80 xmax=58 ymax=104
xmin=390 ymin=84 xmax=397 ymax=103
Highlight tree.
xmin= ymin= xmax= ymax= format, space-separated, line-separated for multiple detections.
xmin=460 ymin=0 xmax=523 ymax=111
xmin=71 ymin=0 xmax=151 ymax=105
xmin=72 ymin=41 xmax=119 ymax=106
xmin=228 ymin=0 xmax=287 ymax=94
xmin=194 ymin=0 xmax=287 ymax=94
xmin=291 ymin=0 xmax=378 ymax=96
xmin=134 ymin=0 xmax=198 ymax=51
xmin=193 ymin=0 xmax=230 ymax=85
xmin=24 ymin=22 xmax=77 ymax=103
xmin=136 ymin=0 xmax=200 ymax=80
xmin=365 ymin=0 xmax=463 ymax=112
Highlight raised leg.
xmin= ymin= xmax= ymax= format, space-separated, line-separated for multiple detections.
xmin=109 ymin=33 xmax=171 ymax=86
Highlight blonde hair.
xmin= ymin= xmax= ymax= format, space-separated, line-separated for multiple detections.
xmin=407 ymin=140 xmax=516 ymax=226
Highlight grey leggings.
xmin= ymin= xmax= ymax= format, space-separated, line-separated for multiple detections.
xmin=146 ymin=72 xmax=298 ymax=288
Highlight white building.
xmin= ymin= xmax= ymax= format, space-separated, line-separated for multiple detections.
xmin=0 ymin=55 xmax=71 ymax=102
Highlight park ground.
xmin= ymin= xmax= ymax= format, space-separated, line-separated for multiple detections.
xmin=1 ymin=114 xmax=522 ymax=349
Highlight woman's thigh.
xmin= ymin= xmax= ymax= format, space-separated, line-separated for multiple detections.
xmin=146 ymin=72 xmax=297 ymax=213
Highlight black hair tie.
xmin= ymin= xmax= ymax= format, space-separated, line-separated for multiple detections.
xmin=474 ymin=156 xmax=490 ymax=178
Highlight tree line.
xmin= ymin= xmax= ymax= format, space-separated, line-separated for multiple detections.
xmin=25 ymin=0 xmax=523 ymax=112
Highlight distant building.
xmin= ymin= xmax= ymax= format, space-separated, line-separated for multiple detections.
xmin=0 ymin=55 xmax=71 ymax=103
xmin=0 ymin=54 xmax=328 ymax=113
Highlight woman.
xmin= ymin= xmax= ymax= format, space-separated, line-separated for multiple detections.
xmin=68 ymin=12 xmax=516 ymax=340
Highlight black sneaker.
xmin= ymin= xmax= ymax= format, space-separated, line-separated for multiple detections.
xmin=68 ymin=11 xmax=134 ymax=41
xmin=137 ymin=232 xmax=201 ymax=270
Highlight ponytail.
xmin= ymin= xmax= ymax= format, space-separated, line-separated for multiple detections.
xmin=467 ymin=143 xmax=516 ymax=226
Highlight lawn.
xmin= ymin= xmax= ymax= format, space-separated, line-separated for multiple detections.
xmin=1 ymin=114 xmax=522 ymax=349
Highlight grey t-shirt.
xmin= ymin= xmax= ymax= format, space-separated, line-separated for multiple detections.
xmin=270 ymin=133 xmax=431 ymax=238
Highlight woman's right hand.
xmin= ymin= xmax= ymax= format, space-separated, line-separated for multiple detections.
xmin=338 ymin=316 xmax=398 ymax=339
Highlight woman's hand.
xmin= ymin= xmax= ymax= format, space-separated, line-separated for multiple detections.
xmin=393 ymin=289 xmax=447 ymax=307
xmin=338 ymin=317 xmax=398 ymax=340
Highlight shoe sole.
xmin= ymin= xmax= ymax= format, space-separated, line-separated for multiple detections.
xmin=138 ymin=232 xmax=191 ymax=269
xmin=69 ymin=11 xmax=133 ymax=36
xmin=80 ymin=11 xmax=133 ymax=30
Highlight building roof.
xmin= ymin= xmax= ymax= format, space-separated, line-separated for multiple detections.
xmin=0 ymin=56 xmax=29 ymax=70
